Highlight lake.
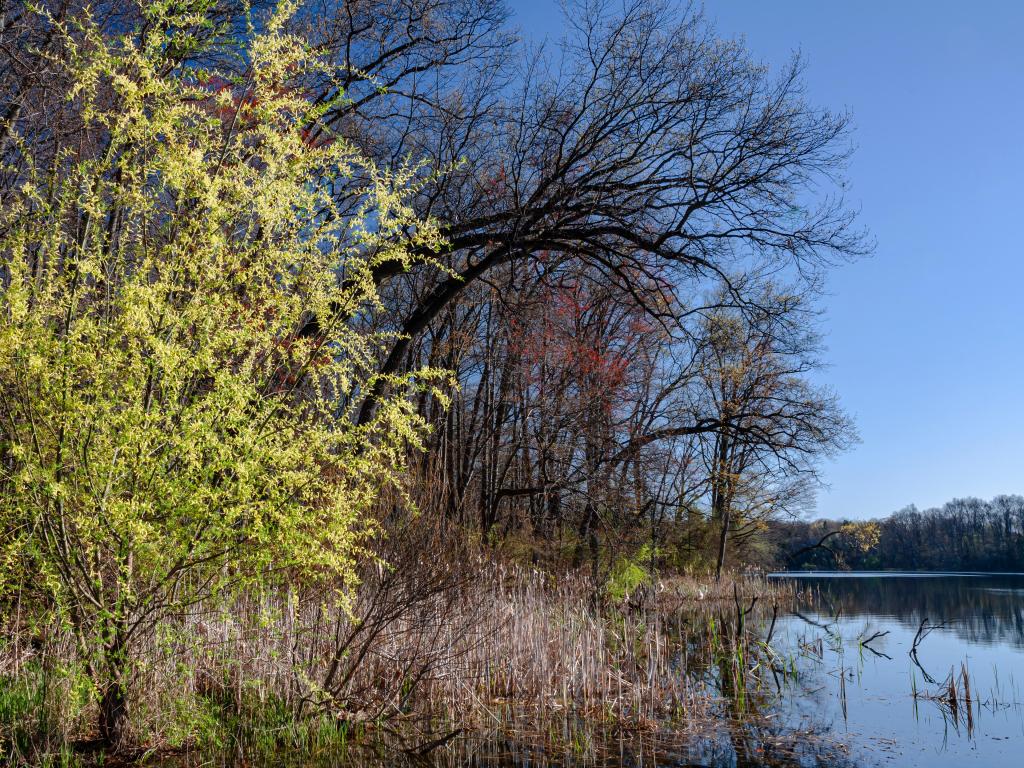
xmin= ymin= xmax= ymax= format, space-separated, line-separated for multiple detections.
xmin=762 ymin=571 xmax=1024 ymax=767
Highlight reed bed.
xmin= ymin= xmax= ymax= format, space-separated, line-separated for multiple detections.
xmin=0 ymin=555 xmax=800 ymax=765
xmin=0 ymin=557 xmax=798 ymax=765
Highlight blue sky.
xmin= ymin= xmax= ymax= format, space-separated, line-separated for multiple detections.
xmin=513 ymin=1 xmax=1024 ymax=520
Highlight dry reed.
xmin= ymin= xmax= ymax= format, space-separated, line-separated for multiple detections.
xmin=1 ymin=553 xmax=799 ymax=764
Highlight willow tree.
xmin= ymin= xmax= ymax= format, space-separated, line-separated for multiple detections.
xmin=0 ymin=2 xmax=445 ymax=746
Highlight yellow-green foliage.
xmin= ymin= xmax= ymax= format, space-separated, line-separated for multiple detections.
xmin=840 ymin=521 xmax=882 ymax=554
xmin=0 ymin=2 xmax=445 ymax=680
xmin=606 ymin=544 xmax=656 ymax=601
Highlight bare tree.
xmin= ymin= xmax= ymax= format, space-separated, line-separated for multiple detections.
xmin=289 ymin=0 xmax=867 ymax=421
xmin=692 ymin=286 xmax=856 ymax=578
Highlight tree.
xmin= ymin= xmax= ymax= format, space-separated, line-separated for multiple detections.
xmin=692 ymin=286 xmax=856 ymax=578
xmin=304 ymin=0 xmax=868 ymax=570
xmin=297 ymin=0 xmax=869 ymax=424
xmin=0 ymin=3 xmax=443 ymax=746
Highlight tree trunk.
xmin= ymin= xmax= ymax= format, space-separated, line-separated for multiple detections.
xmin=98 ymin=680 xmax=127 ymax=747
xmin=711 ymin=430 xmax=733 ymax=581
xmin=97 ymin=620 xmax=130 ymax=749
xmin=715 ymin=505 xmax=730 ymax=581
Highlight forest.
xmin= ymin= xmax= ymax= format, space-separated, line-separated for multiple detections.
xmin=779 ymin=495 xmax=1024 ymax=572
xmin=2 ymin=1 xmax=998 ymax=765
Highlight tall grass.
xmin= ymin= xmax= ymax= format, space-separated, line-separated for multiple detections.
xmin=1 ymin=532 xmax=798 ymax=764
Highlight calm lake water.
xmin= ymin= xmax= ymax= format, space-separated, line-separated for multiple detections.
xmin=764 ymin=571 xmax=1024 ymax=767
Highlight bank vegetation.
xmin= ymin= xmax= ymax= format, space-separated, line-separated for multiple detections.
xmin=0 ymin=0 xmax=865 ymax=762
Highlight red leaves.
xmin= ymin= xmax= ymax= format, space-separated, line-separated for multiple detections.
xmin=507 ymin=276 xmax=648 ymax=418
xmin=483 ymin=161 xmax=508 ymax=198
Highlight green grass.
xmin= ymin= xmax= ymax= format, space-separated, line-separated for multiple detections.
xmin=0 ymin=665 xmax=83 ymax=767
xmin=187 ymin=691 xmax=358 ymax=765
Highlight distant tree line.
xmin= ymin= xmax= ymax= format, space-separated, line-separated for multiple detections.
xmin=776 ymin=495 xmax=1024 ymax=572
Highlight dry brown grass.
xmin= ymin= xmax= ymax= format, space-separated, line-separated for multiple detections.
xmin=1 ymin=523 xmax=800 ymax=763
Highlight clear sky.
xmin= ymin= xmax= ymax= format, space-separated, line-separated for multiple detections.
xmin=513 ymin=1 xmax=1024 ymax=520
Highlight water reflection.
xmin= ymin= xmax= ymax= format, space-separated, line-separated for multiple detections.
xmin=166 ymin=720 xmax=860 ymax=768
xmin=775 ymin=571 xmax=1024 ymax=647
xmin=768 ymin=572 xmax=1024 ymax=768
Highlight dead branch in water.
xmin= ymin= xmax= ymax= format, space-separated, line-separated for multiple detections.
xmin=858 ymin=629 xmax=891 ymax=660
xmin=909 ymin=618 xmax=949 ymax=684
